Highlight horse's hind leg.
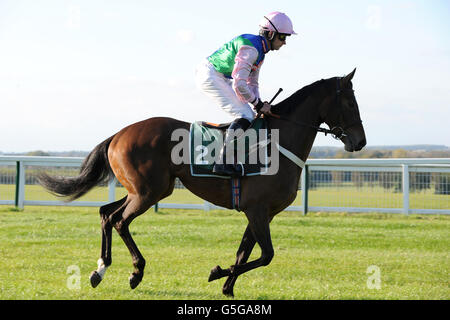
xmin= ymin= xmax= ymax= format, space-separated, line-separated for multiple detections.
xmin=112 ymin=193 xmax=156 ymax=289
xmin=221 ymin=224 xmax=256 ymax=297
xmin=90 ymin=196 xmax=128 ymax=288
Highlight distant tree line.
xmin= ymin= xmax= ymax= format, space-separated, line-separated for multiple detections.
xmin=309 ymin=147 xmax=450 ymax=159
xmin=332 ymin=149 xmax=450 ymax=159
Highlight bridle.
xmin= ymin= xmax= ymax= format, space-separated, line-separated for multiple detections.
xmin=269 ymin=78 xmax=362 ymax=140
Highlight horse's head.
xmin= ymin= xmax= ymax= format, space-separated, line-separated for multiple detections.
xmin=321 ymin=68 xmax=366 ymax=152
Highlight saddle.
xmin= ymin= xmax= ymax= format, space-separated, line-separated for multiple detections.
xmin=201 ymin=121 xmax=234 ymax=130
xmin=189 ymin=118 xmax=271 ymax=178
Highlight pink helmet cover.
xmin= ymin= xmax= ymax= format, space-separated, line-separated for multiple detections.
xmin=259 ymin=11 xmax=297 ymax=35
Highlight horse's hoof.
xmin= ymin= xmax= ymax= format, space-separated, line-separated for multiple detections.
xmin=129 ymin=273 xmax=142 ymax=289
xmin=90 ymin=271 xmax=102 ymax=288
xmin=208 ymin=265 xmax=223 ymax=282
xmin=222 ymin=287 xmax=234 ymax=297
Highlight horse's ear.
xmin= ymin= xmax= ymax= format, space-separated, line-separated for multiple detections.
xmin=342 ymin=68 xmax=356 ymax=84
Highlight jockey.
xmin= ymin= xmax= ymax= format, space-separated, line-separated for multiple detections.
xmin=195 ymin=11 xmax=297 ymax=176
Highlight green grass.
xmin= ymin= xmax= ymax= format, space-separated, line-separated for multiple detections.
xmin=0 ymin=185 xmax=205 ymax=204
xmin=307 ymin=185 xmax=449 ymax=210
xmin=0 ymin=205 xmax=448 ymax=300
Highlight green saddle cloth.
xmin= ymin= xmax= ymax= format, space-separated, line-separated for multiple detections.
xmin=189 ymin=118 xmax=270 ymax=178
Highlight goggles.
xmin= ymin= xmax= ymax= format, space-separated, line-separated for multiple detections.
xmin=278 ymin=33 xmax=289 ymax=41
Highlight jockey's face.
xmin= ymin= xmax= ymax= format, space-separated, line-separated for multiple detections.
xmin=271 ymin=33 xmax=288 ymax=50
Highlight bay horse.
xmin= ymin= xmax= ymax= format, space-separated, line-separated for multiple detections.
xmin=39 ymin=68 xmax=366 ymax=297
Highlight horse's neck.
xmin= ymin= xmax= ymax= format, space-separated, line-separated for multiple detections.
xmin=270 ymin=99 xmax=321 ymax=163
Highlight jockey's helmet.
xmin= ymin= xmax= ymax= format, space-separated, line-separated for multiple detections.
xmin=259 ymin=12 xmax=297 ymax=40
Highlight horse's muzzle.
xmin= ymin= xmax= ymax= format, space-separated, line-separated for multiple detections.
xmin=344 ymin=136 xmax=366 ymax=152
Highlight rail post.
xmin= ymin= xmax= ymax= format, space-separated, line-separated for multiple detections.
xmin=108 ymin=178 xmax=116 ymax=203
xmin=15 ymin=161 xmax=25 ymax=209
xmin=301 ymin=165 xmax=309 ymax=215
xmin=402 ymin=164 xmax=409 ymax=215
xmin=15 ymin=161 xmax=20 ymax=207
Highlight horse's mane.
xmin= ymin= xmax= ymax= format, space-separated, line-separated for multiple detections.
xmin=271 ymin=79 xmax=327 ymax=116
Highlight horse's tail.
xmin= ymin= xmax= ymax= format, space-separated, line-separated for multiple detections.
xmin=38 ymin=135 xmax=115 ymax=202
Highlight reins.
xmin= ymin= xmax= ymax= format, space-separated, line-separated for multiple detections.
xmin=265 ymin=78 xmax=362 ymax=140
xmin=271 ymin=114 xmax=362 ymax=140
xmin=270 ymin=113 xmax=341 ymax=138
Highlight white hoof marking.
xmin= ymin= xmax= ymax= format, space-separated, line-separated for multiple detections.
xmin=96 ymin=258 xmax=108 ymax=279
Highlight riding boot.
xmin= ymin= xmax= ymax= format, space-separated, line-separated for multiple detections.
xmin=213 ymin=118 xmax=251 ymax=176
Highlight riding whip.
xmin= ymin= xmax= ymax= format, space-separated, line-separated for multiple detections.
xmin=256 ymin=88 xmax=283 ymax=119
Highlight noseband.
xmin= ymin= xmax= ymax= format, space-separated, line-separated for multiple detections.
xmin=270 ymin=77 xmax=362 ymax=140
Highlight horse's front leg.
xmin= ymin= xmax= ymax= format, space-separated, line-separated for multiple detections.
xmin=209 ymin=208 xmax=274 ymax=295
xmin=221 ymin=224 xmax=256 ymax=297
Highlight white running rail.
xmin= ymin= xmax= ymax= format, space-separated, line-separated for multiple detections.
xmin=1 ymin=156 xmax=449 ymax=215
